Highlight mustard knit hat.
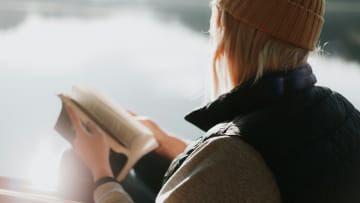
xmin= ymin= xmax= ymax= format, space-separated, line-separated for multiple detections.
xmin=215 ymin=0 xmax=325 ymax=50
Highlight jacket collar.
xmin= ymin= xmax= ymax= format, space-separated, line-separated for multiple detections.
xmin=185 ymin=64 xmax=317 ymax=132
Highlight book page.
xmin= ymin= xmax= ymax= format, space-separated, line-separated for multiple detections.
xmin=54 ymin=102 xmax=76 ymax=143
xmin=54 ymin=86 xmax=159 ymax=181
xmin=70 ymin=86 xmax=154 ymax=149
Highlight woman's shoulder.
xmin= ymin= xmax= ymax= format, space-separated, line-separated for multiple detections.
xmin=190 ymin=135 xmax=277 ymax=185
xmin=191 ymin=135 xmax=265 ymax=165
xmin=158 ymin=135 xmax=281 ymax=203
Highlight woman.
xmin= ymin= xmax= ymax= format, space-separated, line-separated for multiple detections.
xmin=66 ymin=0 xmax=360 ymax=202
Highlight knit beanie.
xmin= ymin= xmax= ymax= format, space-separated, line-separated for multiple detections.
xmin=215 ymin=0 xmax=325 ymax=50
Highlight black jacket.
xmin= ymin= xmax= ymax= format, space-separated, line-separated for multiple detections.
xmin=166 ymin=64 xmax=360 ymax=203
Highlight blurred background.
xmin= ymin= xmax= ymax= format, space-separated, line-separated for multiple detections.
xmin=0 ymin=0 xmax=359 ymax=192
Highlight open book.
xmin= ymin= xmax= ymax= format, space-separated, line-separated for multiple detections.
xmin=54 ymin=86 xmax=159 ymax=181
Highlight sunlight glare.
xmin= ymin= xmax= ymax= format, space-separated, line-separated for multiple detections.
xmin=26 ymin=137 xmax=63 ymax=192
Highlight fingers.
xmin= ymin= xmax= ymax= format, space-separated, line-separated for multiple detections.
xmin=127 ymin=110 xmax=137 ymax=117
xmin=66 ymin=103 xmax=104 ymax=140
xmin=137 ymin=118 xmax=152 ymax=128
xmin=138 ymin=117 xmax=157 ymax=128
xmin=126 ymin=110 xmax=157 ymax=127
xmin=85 ymin=120 xmax=100 ymax=134
xmin=65 ymin=104 xmax=86 ymax=135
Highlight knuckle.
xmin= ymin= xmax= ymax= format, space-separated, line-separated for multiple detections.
xmin=145 ymin=120 xmax=156 ymax=127
xmin=136 ymin=116 xmax=158 ymax=128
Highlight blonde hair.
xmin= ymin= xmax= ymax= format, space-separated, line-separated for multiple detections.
xmin=209 ymin=4 xmax=309 ymax=99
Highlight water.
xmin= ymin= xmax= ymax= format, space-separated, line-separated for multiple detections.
xmin=0 ymin=0 xmax=359 ymax=190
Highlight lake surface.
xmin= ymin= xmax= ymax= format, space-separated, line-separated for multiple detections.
xmin=0 ymin=0 xmax=359 ymax=190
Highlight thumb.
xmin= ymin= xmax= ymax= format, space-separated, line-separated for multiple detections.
xmin=84 ymin=120 xmax=100 ymax=135
xmin=127 ymin=110 xmax=137 ymax=117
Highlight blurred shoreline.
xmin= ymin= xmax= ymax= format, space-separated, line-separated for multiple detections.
xmin=0 ymin=0 xmax=358 ymax=62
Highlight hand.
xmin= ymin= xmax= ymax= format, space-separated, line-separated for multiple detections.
xmin=128 ymin=111 xmax=187 ymax=160
xmin=66 ymin=104 xmax=113 ymax=182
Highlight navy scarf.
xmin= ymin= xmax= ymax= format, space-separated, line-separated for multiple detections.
xmin=163 ymin=64 xmax=317 ymax=184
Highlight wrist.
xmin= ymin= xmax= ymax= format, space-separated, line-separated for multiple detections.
xmin=94 ymin=176 xmax=120 ymax=189
xmin=157 ymin=135 xmax=187 ymax=160
xmin=92 ymin=167 xmax=114 ymax=182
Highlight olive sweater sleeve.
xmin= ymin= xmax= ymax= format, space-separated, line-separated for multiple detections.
xmin=94 ymin=136 xmax=281 ymax=203
xmin=94 ymin=181 xmax=133 ymax=203
xmin=156 ymin=136 xmax=281 ymax=203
